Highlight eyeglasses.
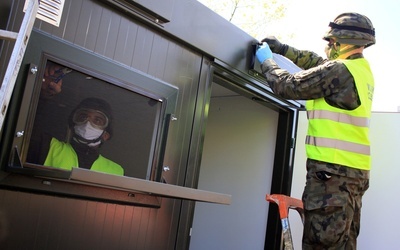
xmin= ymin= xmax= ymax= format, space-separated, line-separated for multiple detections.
xmin=44 ymin=67 xmax=71 ymax=83
xmin=72 ymin=108 xmax=109 ymax=129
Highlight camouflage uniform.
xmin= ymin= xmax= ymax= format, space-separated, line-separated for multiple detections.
xmin=260 ymin=36 xmax=370 ymax=249
xmin=303 ymin=159 xmax=369 ymax=249
xmin=260 ymin=46 xmax=362 ymax=110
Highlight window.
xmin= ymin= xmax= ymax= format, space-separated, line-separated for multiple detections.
xmin=18 ymin=59 xmax=165 ymax=181
xmin=1 ymin=31 xmax=231 ymax=206
xmin=1 ymin=31 xmax=178 ymax=206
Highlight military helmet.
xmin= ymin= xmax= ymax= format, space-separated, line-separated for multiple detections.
xmin=323 ymin=12 xmax=375 ymax=47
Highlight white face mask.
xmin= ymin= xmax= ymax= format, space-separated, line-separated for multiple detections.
xmin=74 ymin=121 xmax=104 ymax=147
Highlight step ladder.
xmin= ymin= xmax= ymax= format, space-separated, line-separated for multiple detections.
xmin=0 ymin=0 xmax=39 ymax=132
xmin=266 ymin=194 xmax=304 ymax=250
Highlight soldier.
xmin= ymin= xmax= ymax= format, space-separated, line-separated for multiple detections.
xmin=256 ymin=12 xmax=375 ymax=249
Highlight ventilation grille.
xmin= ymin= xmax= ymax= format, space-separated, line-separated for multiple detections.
xmin=24 ymin=0 xmax=65 ymax=27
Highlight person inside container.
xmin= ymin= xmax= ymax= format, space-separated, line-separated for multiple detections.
xmin=32 ymin=97 xmax=124 ymax=176
xmin=256 ymin=12 xmax=375 ymax=249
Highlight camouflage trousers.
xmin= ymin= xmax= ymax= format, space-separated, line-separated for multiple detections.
xmin=302 ymin=159 xmax=369 ymax=250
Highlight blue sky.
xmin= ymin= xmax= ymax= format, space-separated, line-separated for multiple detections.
xmin=263 ymin=0 xmax=399 ymax=112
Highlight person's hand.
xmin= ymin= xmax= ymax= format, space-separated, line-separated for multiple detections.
xmin=256 ymin=43 xmax=273 ymax=64
xmin=41 ymin=63 xmax=71 ymax=99
xmin=261 ymin=36 xmax=283 ymax=53
xmin=41 ymin=69 xmax=63 ymax=98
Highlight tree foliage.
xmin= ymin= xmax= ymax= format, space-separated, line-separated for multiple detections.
xmin=197 ymin=0 xmax=292 ymax=39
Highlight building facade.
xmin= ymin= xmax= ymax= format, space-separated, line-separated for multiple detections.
xmin=0 ymin=0 xmax=302 ymax=249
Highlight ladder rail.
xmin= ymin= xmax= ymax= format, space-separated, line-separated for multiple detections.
xmin=266 ymin=194 xmax=304 ymax=250
xmin=0 ymin=0 xmax=38 ymax=132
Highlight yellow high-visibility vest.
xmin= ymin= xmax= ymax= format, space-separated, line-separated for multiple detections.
xmin=44 ymin=137 xmax=124 ymax=175
xmin=305 ymin=58 xmax=374 ymax=170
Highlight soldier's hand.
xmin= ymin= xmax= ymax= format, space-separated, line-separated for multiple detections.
xmin=261 ymin=36 xmax=283 ymax=54
xmin=256 ymin=43 xmax=273 ymax=64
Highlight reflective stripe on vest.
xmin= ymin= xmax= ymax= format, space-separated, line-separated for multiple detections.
xmin=307 ymin=109 xmax=370 ymax=127
xmin=306 ymin=136 xmax=370 ymax=155
xmin=305 ymin=58 xmax=374 ymax=170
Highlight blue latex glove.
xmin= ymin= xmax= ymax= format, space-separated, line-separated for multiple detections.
xmin=256 ymin=42 xmax=273 ymax=64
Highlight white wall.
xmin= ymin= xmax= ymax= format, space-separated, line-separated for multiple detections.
xmin=189 ymin=95 xmax=279 ymax=250
xmin=290 ymin=111 xmax=400 ymax=249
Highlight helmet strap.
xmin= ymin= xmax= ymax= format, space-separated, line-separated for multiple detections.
xmin=337 ymin=45 xmax=363 ymax=59
xmin=329 ymin=22 xmax=375 ymax=36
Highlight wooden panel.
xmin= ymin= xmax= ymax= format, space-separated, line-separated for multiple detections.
xmin=80 ymin=202 xmax=99 ymax=246
xmin=94 ymin=7 xmax=119 ymax=58
xmin=0 ymin=190 xmax=30 ymax=249
xmin=73 ymin=0 xmax=102 ymax=50
xmin=114 ymin=17 xmax=139 ymax=66
xmin=60 ymin=0 xmax=82 ymax=41
xmin=31 ymin=195 xmax=56 ymax=249
xmin=148 ymin=35 xmax=169 ymax=78
xmin=119 ymin=205 xmax=134 ymax=246
xmin=131 ymin=26 xmax=154 ymax=72
xmin=0 ymin=189 xmax=179 ymax=249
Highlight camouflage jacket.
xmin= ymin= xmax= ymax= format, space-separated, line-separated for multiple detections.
xmin=260 ymin=45 xmax=363 ymax=110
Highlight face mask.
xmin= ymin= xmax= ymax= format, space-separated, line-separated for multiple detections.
xmin=74 ymin=121 xmax=104 ymax=147
xmin=325 ymin=42 xmax=360 ymax=60
xmin=325 ymin=43 xmax=340 ymax=60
